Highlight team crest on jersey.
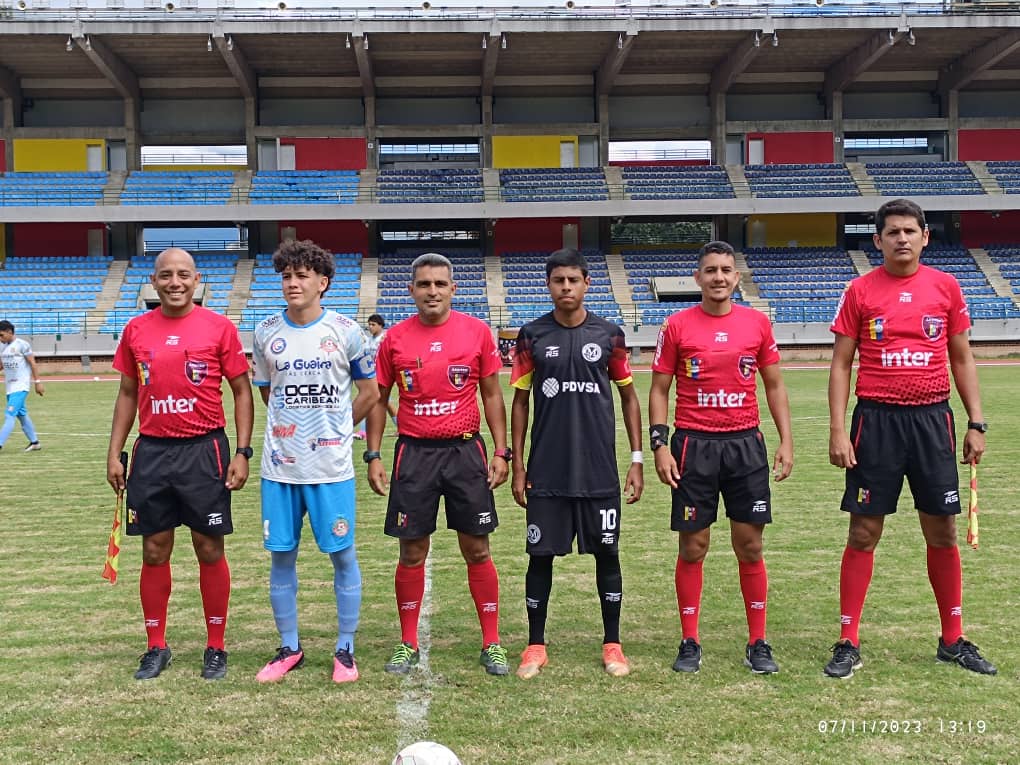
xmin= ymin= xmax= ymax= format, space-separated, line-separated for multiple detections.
xmin=447 ymin=364 xmax=470 ymax=390
xmin=581 ymin=343 xmax=602 ymax=362
xmin=185 ymin=359 xmax=208 ymax=385
xmin=320 ymin=336 xmax=339 ymax=354
xmin=332 ymin=518 xmax=350 ymax=538
xmin=737 ymin=354 xmax=756 ymax=380
xmin=921 ymin=315 xmax=945 ymax=341
xmin=270 ymin=337 xmax=287 ymax=354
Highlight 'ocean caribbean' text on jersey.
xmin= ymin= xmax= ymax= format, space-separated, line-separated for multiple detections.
xmin=253 ymin=309 xmax=375 ymax=484
xmin=830 ymin=263 xmax=970 ymax=406
xmin=375 ymin=311 xmax=500 ymax=439
xmin=652 ymin=304 xmax=780 ymax=432
xmin=113 ymin=306 xmax=250 ymax=438
xmin=511 ymin=311 xmax=633 ymax=497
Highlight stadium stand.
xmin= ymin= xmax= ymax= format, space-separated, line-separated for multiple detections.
xmin=500 ymin=168 xmax=608 ymax=202
xmin=502 ymin=249 xmax=620 ymax=325
xmin=745 ymin=163 xmax=859 ymax=198
xmin=376 ymin=168 xmax=483 ymax=204
xmin=863 ymin=162 xmax=984 ymax=197
xmin=0 ymin=172 xmax=108 ymax=207
xmin=374 ymin=249 xmax=488 ymax=322
xmin=744 ymin=246 xmax=855 ymax=324
xmin=120 ymin=171 xmax=236 ymax=206
xmin=0 ymin=255 xmax=110 ymax=335
xmin=249 ymin=170 xmax=360 ymax=204
xmin=985 ymin=162 xmax=1020 ymax=194
xmin=239 ymin=252 xmax=363 ymax=331
xmin=622 ymin=165 xmax=735 ymax=200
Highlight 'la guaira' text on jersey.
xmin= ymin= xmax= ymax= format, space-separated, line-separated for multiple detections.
xmin=511 ymin=311 xmax=633 ymax=497
xmin=830 ymin=263 xmax=970 ymax=406
xmin=113 ymin=306 xmax=250 ymax=438
xmin=653 ymin=304 xmax=780 ymax=432
xmin=375 ymin=311 xmax=501 ymax=439
xmin=253 ymin=309 xmax=375 ymax=484
xmin=1 ymin=337 xmax=34 ymax=394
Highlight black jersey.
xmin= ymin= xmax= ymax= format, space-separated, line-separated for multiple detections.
xmin=511 ymin=311 xmax=634 ymax=497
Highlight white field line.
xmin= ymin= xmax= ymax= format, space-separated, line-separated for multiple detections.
xmin=395 ymin=553 xmax=434 ymax=751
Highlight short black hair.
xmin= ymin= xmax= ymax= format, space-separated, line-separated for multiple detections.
xmin=272 ymin=239 xmax=335 ymax=294
xmin=0 ymin=320 xmax=13 ymax=333
xmin=698 ymin=240 xmax=736 ymax=265
xmin=875 ymin=198 xmax=926 ymax=233
xmin=545 ymin=247 xmax=588 ymax=278
xmin=367 ymin=313 xmax=385 ymax=326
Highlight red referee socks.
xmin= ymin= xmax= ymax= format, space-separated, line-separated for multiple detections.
xmin=927 ymin=544 xmax=964 ymax=644
xmin=395 ymin=562 xmax=425 ymax=650
xmin=738 ymin=559 xmax=769 ymax=645
xmin=199 ymin=556 xmax=231 ymax=650
xmin=674 ymin=557 xmax=703 ymax=643
xmin=839 ymin=546 xmax=875 ymax=645
xmin=467 ymin=558 xmax=501 ymax=647
xmin=139 ymin=561 xmax=171 ymax=649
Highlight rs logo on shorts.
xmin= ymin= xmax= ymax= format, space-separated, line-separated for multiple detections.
xmin=207 ymin=513 xmax=223 ymax=526
xmin=944 ymin=490 xmax=959 ymax=504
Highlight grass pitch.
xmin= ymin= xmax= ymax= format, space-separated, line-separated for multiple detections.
xmin=1 ymin=366 xmax=1017 ymax=764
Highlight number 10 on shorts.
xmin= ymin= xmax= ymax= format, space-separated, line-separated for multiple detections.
xmin=599 ymin=507 xmax=618 ymax=530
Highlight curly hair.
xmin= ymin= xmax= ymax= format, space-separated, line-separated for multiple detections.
xmin=272 ymin=239 xmax=335 ymax=294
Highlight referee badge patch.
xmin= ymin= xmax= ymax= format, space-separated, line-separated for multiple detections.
xmin=447 ymin=364 xmax=470 ymax=390
xmin=737 ymin=354 xmax=755 ymax=380
xmin=922 ymin=315 xmax=945 ymax=341
xmin=185 ymin=359 xmax=208 ymax=385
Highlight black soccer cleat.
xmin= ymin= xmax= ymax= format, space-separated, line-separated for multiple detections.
xmin=744 ymin=639 xmax=779 ymax=674
xmin=823 ymin=640 xmax=862 ymax=679
xmin=134 ymin=646 xmax=172 ymax=680
xmin=936 ymin=637 xmax=997 ymax=675
xmin=201 ymin=647 xmax=228 ymax=680
xmin=672 ymin=638 xmax=702 ymax=674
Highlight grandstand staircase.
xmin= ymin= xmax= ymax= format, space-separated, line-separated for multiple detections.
xmin=604 ymin=166 xmax=625 ymax=200
xmin=733 ymin=251 xmax=769 ymax=314
xmin=361 ymin=169 xmax=378 ymax=201
xmin=359 ymin=256 xmax=380 ymax=319
xmin=102 ymin=170 xmax=128 ymax=204
xmin=484 ymin=255 xmax=508 ymax=325
xmin=724 ymin=165 xmax=752 ymax=198
xmin=605 ymin=251 xmax=636 ymax=320
xmin=846 ymin=163 xmax=877 ymax=196
xmin=231 ymin=170 xmax=252 ymax=204
xmin=848 ymin=250 xmax=874 ymax=275
xmin=482 ymin=169 xmax=501 ymax=202
xmin=86 ymin=259 xmax=128 ymax=334
xmin=966 ymin=161 xmax=1003 ymax=195
xmin=970 ymin=248 xmax=1016 ymax=299
xmin=227 ymin=257 xmax=254 ymax=316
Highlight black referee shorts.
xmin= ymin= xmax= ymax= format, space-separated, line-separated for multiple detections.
xmin=385 ymin=432 xmax=498 ymax=539
xmin=126 ymin=428 xmax=233 ymax=537
xmin=669 ymin=427 xmax=772 ymax=532
xmin=842 ymin=399 xmax=961 ymax=517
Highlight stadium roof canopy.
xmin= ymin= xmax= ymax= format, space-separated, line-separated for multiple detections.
xmin=0 ymin=1 xmax=1018 ymax=100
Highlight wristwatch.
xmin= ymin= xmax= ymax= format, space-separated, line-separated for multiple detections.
xmin=235 ymin=446 xmax=254 ymax=459
xmin=967 ymin=421 xmax=988 ymax=433
xmin=493 ymin=447 xmax=513 ymax=461
xmin=363 ymin=450 xmax=382 ymax=464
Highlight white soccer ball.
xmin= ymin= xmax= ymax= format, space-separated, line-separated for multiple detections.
xmin=93 ymin=376 xmax=101 ymax=381
xmin=391 ymin=741 xmax=462 ymax=765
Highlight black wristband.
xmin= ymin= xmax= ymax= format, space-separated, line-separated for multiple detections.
xmin=649 ymin=424 xmax=669 ymax=451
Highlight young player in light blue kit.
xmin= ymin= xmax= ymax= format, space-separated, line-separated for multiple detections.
xmin=0 ymin=320 xmax=44 ymax=452
xmin=251 ymin=240 xmax=379 ymax=683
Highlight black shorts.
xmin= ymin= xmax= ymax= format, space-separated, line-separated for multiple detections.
xmin=669 ymin=428 xmax=772 ymax=532
xmin=525 ymin=495 xmax=621 ymax=556
xmin=842 ymin=399 xmax=961 ymax=517
xmin=126 ymin=429 xmax=233 ymax=537
xmin=385 ymin=433 xmax=498 ymax=539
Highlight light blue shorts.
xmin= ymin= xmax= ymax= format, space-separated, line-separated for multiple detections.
xmin=261 ymin=478 xmax=356 ymax=554
xmin=5 ymin=391 xmax=29 ymax=417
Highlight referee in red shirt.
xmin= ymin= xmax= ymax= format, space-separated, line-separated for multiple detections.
xmin=366 ymin=252 xmax=511 ymax=677
xmin=107 ymin=248 xmax=254 ymax=681
xmin=824 ymin=199 xmax=996 ymax=678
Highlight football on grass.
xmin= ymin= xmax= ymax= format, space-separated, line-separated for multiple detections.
xmin=391 ymin=740 xmax=462 ymax=765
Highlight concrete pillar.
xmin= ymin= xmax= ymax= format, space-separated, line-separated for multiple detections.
xmin=598 ymin=93 xmax=610 ymax=166
xmin=124 ymin=98 xmax=141 ymax=171
xmin=245 ymin=98 xmax=258 ymax=170
xmin=480 ymin=95 xmax=493 ymax=168
xmin=364 ymin=96 xmax=378 ymax=169
xmin=709 ymin=91 xmax=726 ymax=164
xmin=828 ymin=90 xmax=845 ymax=163
xmin=945 ymin=89 xmax=959 ymax=162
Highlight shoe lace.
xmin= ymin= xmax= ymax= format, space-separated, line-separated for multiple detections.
xmin=389 ymin=643 xmax=414 ymax=664
xmin=138 ymin=647 xmax=162 ymax=670
xmin=484 ymin=643 xmax=508 ymax=667
xmin=954 ymin=639 xmax=982 ymax=661
xmin=335 ymin=646 xmax=355 ymax=668
xmin=271 ymin=646 xmax=298 ymax=664
xmin=750 ymin=640 xmax=772 ymax=661
xmin=831 ymin=641 xmax=856 ymax=663
xmin=205 ymin=649 xmax=227 ymax=672
xmin=679 ymin=639 xmax=699 ymax=658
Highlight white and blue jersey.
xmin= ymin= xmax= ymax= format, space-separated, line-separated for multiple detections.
xmin=252 ymin=309 xmax=375 ymax=484
xmin=1 ymin=337 xmax=34 ymax=395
